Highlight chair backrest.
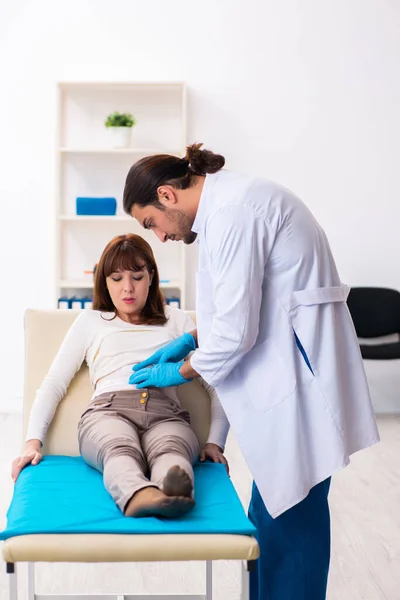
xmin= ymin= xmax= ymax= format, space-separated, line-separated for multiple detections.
xmin=24 ymin=309 xmax=211 ymax=456
xmin=347 ymin=287 xmax=400 ymax=338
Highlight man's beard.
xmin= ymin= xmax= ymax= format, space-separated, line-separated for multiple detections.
xmin=166 ymin=208 xmax=197 ymax=245
xmin=183 ymin=230 xmax=197 ymax=245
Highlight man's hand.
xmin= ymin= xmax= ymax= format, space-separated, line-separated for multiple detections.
xmin=129 ymin=361 xmax=192 ymax=389
xmin=11 ymin=440 xmax=42 ymax=483
xmin=200 ymin=443 xmax=229 ymax=475
xmin=132 ymin=332 xmax=197 ymax=372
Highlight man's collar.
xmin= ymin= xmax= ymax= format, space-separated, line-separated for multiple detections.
xmin=191 ymin=172 xmax=219 ymax=234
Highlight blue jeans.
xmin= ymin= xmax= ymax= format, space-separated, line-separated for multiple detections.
xmin=248 ymin=478 xmax=331 ymax=600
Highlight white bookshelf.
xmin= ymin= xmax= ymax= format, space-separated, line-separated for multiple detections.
xmin=59 ymin=148 xmax=181 ymax=155
xmin=55 ymin=81 xmax=187 ymax=309
xmin=58 ymin=215 xmax=131 ymax=222
xmin=60 ymin=279 xmax=183 ymax=290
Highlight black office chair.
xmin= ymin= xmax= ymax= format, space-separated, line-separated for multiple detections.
xmin=347 ymin=287 xmax=400 ymax=359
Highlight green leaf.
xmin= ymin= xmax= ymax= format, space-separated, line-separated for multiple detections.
xmin=104 ymin=111 xmax=136 ymax=127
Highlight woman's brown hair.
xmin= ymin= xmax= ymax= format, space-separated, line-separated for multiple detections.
xmin=123 ymin=142 xmax=225 ymax=214
xmin=92 ymin=234 xmax=167 ymax=325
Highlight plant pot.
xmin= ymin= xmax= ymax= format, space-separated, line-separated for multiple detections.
xmin=109 ymin=126 xmax=132 ymax=149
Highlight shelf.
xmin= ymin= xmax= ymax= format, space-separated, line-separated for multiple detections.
xmin=60 ymin=279 xmax=183 ymax=290
xmin=56 ymin=80 xmax=187 ymax=308
xmin=59 ymin=215 xmax=131 ymax=222
xmin=58 ymin=82 xmax=185 ymax=91
xmin=59 ymin=148 xmax=180 ymax=155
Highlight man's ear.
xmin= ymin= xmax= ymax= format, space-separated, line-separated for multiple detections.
xmin=157 ymin=185 xmax=178 ymax=208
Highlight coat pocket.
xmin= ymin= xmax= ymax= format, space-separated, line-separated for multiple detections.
xmin=294 ymin=331 xmax=315 ymax=376
xmin=287 ymin=284 xmax=350 ymax=378
xmin=243 ymin=338 xmax=297 ymax=412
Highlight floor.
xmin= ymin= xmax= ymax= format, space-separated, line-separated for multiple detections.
xmin=0 ymin=413 xmax=399 ymax=600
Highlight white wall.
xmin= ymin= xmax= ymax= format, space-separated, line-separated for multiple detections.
xmin=0 ymin=0 xmax=399 ymax=412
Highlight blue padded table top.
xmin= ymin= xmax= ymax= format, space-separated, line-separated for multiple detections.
xmin=0 ymin=456 xmax=255 ymax=540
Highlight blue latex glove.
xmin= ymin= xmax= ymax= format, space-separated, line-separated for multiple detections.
xmin=129 ymin=361 xmax=192 ymax=389
xmin=132 ymin=332 xmax=196 ymax=372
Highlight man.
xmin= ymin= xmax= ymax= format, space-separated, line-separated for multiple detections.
xmin=123 ymin=143 xmax=379 ymax=600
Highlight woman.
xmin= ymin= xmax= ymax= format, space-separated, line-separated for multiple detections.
xmin=12 ymin=234 xmax=230 ymax=519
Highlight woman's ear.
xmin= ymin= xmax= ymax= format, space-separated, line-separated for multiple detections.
xmin=149 ymin=270 xmax=154 ymax=286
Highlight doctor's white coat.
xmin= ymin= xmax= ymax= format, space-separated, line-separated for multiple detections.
xmin=190 ymin=170 xmax=379 ymax=518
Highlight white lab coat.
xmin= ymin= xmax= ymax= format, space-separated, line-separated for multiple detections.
xmin=190 ymin=170 xmax=379 ymax=518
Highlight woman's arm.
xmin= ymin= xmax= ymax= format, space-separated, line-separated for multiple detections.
xmin=198 ymin=377 xmax=230 ymax=450
xmin=25 ymin=311 xmax=91 ymax=445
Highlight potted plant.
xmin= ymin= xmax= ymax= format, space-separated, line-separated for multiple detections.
xmin=105 ymin=111 xmax=136 ymax=148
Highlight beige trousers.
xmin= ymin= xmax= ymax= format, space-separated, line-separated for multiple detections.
xmin=78 ymin=389 xmax=200 ymax=512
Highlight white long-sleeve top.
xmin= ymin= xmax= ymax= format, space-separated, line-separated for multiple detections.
xmin=26 ymin=305 xmax=230 ymax=449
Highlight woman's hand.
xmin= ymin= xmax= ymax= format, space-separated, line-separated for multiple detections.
xmin=11 ymin=439 xmax=42 ymax=483
xmin=200 ymin=443 xmax=230 ymax=475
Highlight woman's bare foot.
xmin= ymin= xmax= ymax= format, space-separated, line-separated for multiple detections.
xmin=124 ymin=486 xmax=194 ymax=519
xmin=162 ymin=465 xmax=193 ymax=498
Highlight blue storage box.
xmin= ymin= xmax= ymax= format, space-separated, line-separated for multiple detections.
xmin=76 ymin=197 xmax=117 ymax=216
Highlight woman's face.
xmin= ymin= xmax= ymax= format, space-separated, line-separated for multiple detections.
xmin=106 ymin=268 xmax=153 ymax=323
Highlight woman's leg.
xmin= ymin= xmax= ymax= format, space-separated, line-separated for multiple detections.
xmin=142 ymin=420 xmax=200 ymax=497
xmin=123 ymin=419 xmax=199 ymax=518
xmin=78 ymin=407 xmax=154 ymax=513
xmin=80 ymin=393 xmax=200 ymax=519
xmin=248 ymin=478 xmax=331 ymax=600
